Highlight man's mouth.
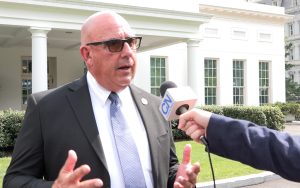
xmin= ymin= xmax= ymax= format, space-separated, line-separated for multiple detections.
xmin=118 ymin=65 xmax=131 ymax=70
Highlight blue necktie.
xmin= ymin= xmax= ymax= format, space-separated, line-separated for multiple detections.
xmin=109 ymin=92 xmax=147 ymax=188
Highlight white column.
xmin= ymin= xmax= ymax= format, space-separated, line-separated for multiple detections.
xmin=28 ymin=27 xmax=51 ymax=93
xmin=186 ymin=39 xmax=204 ymax=105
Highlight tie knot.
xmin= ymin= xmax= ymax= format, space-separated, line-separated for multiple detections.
xmin=108 ymin=92 xmax=119 ymax=104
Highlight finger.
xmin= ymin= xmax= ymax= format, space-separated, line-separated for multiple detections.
xmin=178 ymin=118 xmax=190 ymax=130
xmin=178 ymin=118 xmax=186 ymax=129
xmin=174 ymin=176 xmax=184 ymax=188
xmin=186 ymin=168 xmax=199 ymax=185
xmin=69 ymin=164 xmax=91 ymax=183
xmin=182 ymin=144 xmax=192 ymax=164
xmin=178 ymin=112 xmax=196 ymax=130
xmin=61 ymin=150 xmax=78 ymax=173
xmin=183 ymin=162 xmax=201 ymax=185
xmin=186 ymin=173 xmax=197 ymax=185
xmin=185 ymin=124 xmax=200 ymax=136
xmin=181 ymin=120 xmax=194 ymax=131
xmin=190 ymin=130 xmax=205 ymax=143
xmin=192 ymin=162 xmax=201 ymax=175
xmin=179 ymin=109 xmax=198 ymax=127
xmin=175 ymin=176 xmax=193 ymax=188
xmin=79 ymin=178 xmax=103 ymax=188
xmin=179 ymin=119 xmax=196 ymax=131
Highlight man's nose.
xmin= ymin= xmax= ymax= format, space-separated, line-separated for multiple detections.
xmin=121 ymin=42 xmax=133 ymax=54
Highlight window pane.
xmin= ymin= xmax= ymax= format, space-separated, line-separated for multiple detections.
xmin=150 ymin=57 xmax=167 ymax=96
xmin=259 ymin=61 xmax=269 ymax=105
xmin=204 ymin=59 xmax=217 ymax=105
xmin=233 ymin=60 xmax=244 ymax=105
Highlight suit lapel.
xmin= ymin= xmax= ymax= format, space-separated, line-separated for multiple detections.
xmin=66 ymin=76 xmax=108 ymax=170
xmin=129 ymin=85 xmax=167 ymax=186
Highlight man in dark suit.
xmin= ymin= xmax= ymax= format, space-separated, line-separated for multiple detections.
xmin=178 ymin=108 xmax=300 ymax=182
xmin=3 ymin=11 xmax=200 ymax=188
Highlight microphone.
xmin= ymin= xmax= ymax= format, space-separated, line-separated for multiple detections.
xmin=159 ymin=81 xmax=197 ymax=121
xmin=160 ymin=81 xmax=177 ymax=97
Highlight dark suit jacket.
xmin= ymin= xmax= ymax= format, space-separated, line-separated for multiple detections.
xmin=207 ymin=114 xmax=300 ymax=182
xmin=4 ymin=75 xmax=179 ymax=188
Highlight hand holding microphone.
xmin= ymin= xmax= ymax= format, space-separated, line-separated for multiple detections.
xmin=159 ymin=81 xmax=213 ymax=143
xmin=178 ymin=108 xmax=213 ymax=143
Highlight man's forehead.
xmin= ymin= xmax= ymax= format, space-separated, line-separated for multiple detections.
xmin=94 ymin=24 xmax=135 ymax=39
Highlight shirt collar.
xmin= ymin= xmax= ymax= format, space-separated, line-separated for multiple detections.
xmin=86 ymin=71 xmax=130 ymax=106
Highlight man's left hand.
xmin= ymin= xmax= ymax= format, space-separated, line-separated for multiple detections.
xmin=174 ymin=144 xmax=200 ymax=188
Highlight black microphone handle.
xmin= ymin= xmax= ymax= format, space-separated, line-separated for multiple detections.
xmin=176 ymin=104 xmax=189 ymax=116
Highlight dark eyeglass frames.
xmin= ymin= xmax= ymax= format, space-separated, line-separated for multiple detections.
xmin=86 ymin=37 xmax=142 ymax=53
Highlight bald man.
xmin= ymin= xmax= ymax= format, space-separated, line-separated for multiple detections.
xmin=4 ymin=11 xmax=200 ymax=188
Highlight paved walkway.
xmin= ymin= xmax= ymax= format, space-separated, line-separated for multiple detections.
xmin=196 ymin=122 xmax=300 ymax=188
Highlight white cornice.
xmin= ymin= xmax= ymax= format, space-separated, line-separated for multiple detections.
xmin=0 ymin=0 xmax=212 ymax=49
xmin=0 ymin=0 xmax=211 ymax=23
xmin=199 ymin=4 xmax=293 ymax=23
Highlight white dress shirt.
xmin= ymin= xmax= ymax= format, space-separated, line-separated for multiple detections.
xmin=87 ymin=72 xmax=153 ymax=188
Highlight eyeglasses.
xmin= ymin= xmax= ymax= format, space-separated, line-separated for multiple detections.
xmin=86 ymin=37 xmax=142 ymax=53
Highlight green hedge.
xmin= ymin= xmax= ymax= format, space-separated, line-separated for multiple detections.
xmin=261 ymin=106 xmax=285 ymax=130
xmin=0 ymin=109 xmax=24 ymax=151
xmin=0 ymin=106 xmax=287 ymax=148
xmin=273 ymin=102 xmax=300 ymax=116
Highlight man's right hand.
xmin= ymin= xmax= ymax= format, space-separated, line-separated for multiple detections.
xmin=52 ymin=150 xmax=103 ymax=188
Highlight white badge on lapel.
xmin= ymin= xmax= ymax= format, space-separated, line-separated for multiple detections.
xmin=141 ymin=98 xmax=148 ymax=105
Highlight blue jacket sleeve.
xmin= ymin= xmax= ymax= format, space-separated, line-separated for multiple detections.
xmin=206 ymin=114 xmax=300 ymax=182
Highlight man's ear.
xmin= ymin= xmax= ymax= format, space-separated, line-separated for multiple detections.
xmin=80 ymin=46 xmax=91 ymax=61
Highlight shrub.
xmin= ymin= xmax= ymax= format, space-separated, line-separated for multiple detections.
xmin=200 ymin=105 xmax=224 ymax=115
xmin=261 ymin=106 xmax=285 ymax=130
xmin=273 ymin=102 xmax=300 ymax=116
xmin=222 ymin=106 xmax=267 ymax=126
xmin=0 ymin=109 xmax=25 ymax=150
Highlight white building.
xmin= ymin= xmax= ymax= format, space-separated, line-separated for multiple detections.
xmin=256 ymin=0 xmax=300 ymax=93
xmin=0 ymin=0 xmax=291 ymax=110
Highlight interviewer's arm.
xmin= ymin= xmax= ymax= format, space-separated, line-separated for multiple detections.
xmin=178 ymin=109 xmax=300 ymax=182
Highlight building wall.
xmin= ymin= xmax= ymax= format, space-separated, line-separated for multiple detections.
xmin=0 ymin=0 xmax=289 ymax=110
xmin=0 ymin=47 xmax=83 ymax=110
xmin=136 ymin=8 xmax=287 ymax=106
xmin=198 ymin=16 xmax=286 ymax=105
xmin=136 ymin=43 xmax=187 ymax=93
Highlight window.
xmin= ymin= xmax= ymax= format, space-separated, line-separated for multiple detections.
xmin=233 ymin=60 xmax=244 ymax=105
xmin=21 ymin=56 xmax=57 ymax=109
xmin=204 ymin=58 xmax=217 ymax=105
xmin=232 ymin=28 xmax=247 ymax=40
xmin=289 ymin=23 xmax=294 ymax=36
xmin=258 ymin=32 xmax=272 ymax=42
xmin=204 ymin=27 xmax=219 ymax=38
xmin=259 ymin=61 xmax=269 ymax=105
xmin=21 ymin=58 xmax=32 ymax=106
xmin=233 ymin=31 xmax=246 ymax=38
xmin=150 ymin=57 xmax=166 ymax=96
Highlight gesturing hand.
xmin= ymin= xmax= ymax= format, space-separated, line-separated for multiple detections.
xmin=174 ymin=144 xmax=200 ymax=188
xmin=52 ymin=150 xmax=103 ymax=188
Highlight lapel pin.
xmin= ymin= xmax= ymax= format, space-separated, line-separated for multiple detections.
xmin=141 ymin=98 xmax=148 ymax=105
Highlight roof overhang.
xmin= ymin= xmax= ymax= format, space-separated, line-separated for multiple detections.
xmin=0 ymin=0 xmax=212 ymax=51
